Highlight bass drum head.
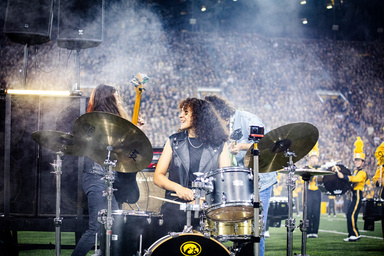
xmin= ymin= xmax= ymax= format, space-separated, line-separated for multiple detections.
xmin=145 ymin=233 xmax=230 ymax=256
xmin=323 ymin=164 xmax=352 ymax=195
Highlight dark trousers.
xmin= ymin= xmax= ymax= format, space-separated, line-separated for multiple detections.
xmin=328 ymin=198 xmax=336 ymax=216
xmin=307 ymin=189 xmax=321 ymax=234
xmin=347 ymin=190 xmax=362 ymax=237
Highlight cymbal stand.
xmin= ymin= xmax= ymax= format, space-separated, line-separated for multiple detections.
xmin=284 ymin=150 xmax=297 ymax=256
xmin=51 ymin=151 xmax=64 ymax=256
xmin=102 ymin=146 xmax=117 ymax=256
xmin=298 ymin=172 xmax=311 ymax=256
xmin=249 ymin=126 xmax=264 ymax=256
xmin=181 ymin=173 xmax=212 ymax=232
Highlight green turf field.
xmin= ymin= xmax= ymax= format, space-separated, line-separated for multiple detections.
xmin=12 ymin=213 xmax=384 ymax=256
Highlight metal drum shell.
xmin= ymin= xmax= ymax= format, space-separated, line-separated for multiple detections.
xmin=204 ymin=167 xmax=254 ymax=222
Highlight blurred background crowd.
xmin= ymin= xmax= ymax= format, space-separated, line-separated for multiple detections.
xmin=1 ymin=1 xmax=383 ymax=185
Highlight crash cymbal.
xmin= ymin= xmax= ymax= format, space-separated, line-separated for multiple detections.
xmin=72 ymin=112 xmax=153 ymax=173
xmin=279 ymin=168 xmax=334 ymax=177
xmin=32 ymin=130 xmax=83 ymax=155
xmin=244 ymin=122 xmax=319 ymax=173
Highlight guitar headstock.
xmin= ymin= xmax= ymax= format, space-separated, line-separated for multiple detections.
xmin=131 ymin=73 xmax=149 ymax=95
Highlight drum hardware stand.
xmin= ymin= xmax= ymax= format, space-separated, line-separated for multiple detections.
xmin=181 ymin=172 xmax=211 ymax=233
xmin=249 ymin=125 xmax=264 ymax=256
xmin=51 ymin=151 xmax=64 ymax=256
xmin=284 ymin=150 xmax=297 ymax=256
xmin=101 ymin=146 xmax=117 ymax=256
xmin=298 ymin=172 xmax=311 ymax=256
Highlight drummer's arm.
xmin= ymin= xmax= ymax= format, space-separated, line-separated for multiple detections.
xmin=153 ymin=139 xmax=194 ymax=201
xmin=229 ymin=142 xmax=252 ymax=155
xmin=219 ymin=144 xmax=231 ymax=168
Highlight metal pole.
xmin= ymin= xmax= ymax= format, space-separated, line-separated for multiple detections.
xmin=53 ymin=152 xmax=64 ymax=256
xmin=300 ymin=178 xmax=310 ymax=256
xmin=252 ymin=142 xmax=260 ymax=256
xmin=285 ymin=152 xmax=296 ymax=256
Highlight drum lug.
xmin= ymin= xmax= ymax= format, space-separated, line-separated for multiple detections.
xmin=249 ymin=171 xmax=254 ymax=181
xmin=147 ymin=216 xmax=152 ymax=225
xmin=222 ymin=192 xmax=227 ymax=203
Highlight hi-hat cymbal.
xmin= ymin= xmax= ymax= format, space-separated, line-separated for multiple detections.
xmin=32 ymin=130 xmax=83 ymax=155
xmin=244 ymin=122 xmax=319 ymax=173
xmin=72 ymin=112 xmax=153 ymax=173
xmin=279 ymin=168 xmax=334 ymax=177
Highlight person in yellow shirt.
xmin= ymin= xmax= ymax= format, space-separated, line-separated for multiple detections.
xmin=336 ymin=137 xmax=367 ymax=242
xmin=372 ymin=141 xmax=384 ymax=240
xmin=305 ymin=142 xmax=322 ymax=238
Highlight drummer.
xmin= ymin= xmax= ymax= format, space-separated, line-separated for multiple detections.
xmin=372 ymin=141 xmax=384 ymax=240
xmin=336 ymin=136 xmax=367 ymax=242
xmin=205 ymin=95 xmax=277 ymax=256
xmin=153 ymin=98 xmax=230 ymax=235
xmin=72 ymin=84 xmax=141 ymax=256
xmin=305 ymin=142 xmax=322 ymax=238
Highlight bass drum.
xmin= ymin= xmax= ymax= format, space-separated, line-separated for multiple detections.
xmin=144 ymin=233 xmax=230 ymax=256
xmin=317 ymin=164 xmax=352 ymax=196
xmin=99 ymin=210 xmax=164 ymax=256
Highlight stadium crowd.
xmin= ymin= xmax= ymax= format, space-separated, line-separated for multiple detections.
xmin=1 ymin=26 xmax=383 ymax=181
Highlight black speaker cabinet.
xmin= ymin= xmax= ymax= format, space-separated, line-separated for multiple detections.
xmin=3 ymin=0 xmax=54 ymax=45
xmin=0 ymin=95 xmax=87 ymax=217
xmin=57 ymin=0 xmax=104 ymax=50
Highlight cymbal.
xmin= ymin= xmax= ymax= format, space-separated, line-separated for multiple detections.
xmin=244 ymin=122 xmax=319 ymax=173
xmin=32 ymin=130 xmax=83 ymax=155
xmin=279 ymin=168 xmax=334 ymax=177
xmin=72 ymin=112 xmax=153 ymax=173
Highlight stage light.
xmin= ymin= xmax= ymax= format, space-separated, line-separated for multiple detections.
xmin=6 ymin=89 xmax=71 ymax=96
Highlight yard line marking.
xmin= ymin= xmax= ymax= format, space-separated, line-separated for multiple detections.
xmin=319 ymin=229 xmax=382 ymax=240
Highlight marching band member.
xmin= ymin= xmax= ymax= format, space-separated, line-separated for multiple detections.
xmin=153 ymin=98 xmax=230 ymax=235
xmin=204 ymin=95 xmax=277 ymax=256
xmin=372 ymin=141 xmax=384 ymax=240
xmin=305 ymin=142 xmax=322 ymax=238
xmin=336 ymin=136 xmax=367 ymax=242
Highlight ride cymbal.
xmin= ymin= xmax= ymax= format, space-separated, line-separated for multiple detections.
xmin=72 ymin=112 xmax=153 ymax=173
xmin=32 ymin=130 xmax=83 ymax=155
xmin=244 ymin=122 xmax=319 ymax=173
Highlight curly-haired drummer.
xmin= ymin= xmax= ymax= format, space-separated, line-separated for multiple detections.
xmin=153 ymin=97 xmax=230 ymax=235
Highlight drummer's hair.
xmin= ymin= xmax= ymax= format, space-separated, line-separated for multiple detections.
xmin=179 ymin=98 xmax=228 ymax=146
xmin=204 ymin=95 xmax=236 ymax=121
xmin=87 ymin=84 xmax=129 ymax=120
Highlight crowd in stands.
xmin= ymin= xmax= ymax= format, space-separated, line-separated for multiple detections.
xmin=1 ymin=21 xmax=383 ymax=185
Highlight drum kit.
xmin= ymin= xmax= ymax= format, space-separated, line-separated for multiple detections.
xmin=32 ymin=115 xmax=323 ymax=256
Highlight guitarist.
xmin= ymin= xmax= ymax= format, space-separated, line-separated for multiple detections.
xmin=72 ymin=84 xmax=141 ymax=256
xmin=336 ymin=137 xmax=367 ymax=242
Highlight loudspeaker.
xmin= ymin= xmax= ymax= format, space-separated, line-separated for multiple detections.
xmin=57 ymin=0 xmax=104 ymax=50
xmin=0 ymin=95 xmax=87 ymax=216
xmin=3 ymin=0 xmax=54 ymax=45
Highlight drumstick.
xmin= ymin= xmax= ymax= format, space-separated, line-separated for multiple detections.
xmin=149 ymin=195 xmax=184 ymax=205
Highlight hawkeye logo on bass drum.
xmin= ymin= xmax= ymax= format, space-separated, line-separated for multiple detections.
xmin=180 ymin=241 xmax=202 ymax=256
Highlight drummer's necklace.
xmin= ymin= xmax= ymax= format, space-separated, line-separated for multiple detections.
xmin=188 ymin=136 xmax=203 ymax=148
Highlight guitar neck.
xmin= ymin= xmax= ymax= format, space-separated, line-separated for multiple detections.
xmin=132 ymin=92 xmax=141 ymax=125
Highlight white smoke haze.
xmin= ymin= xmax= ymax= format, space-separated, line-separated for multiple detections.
xmin=1 ymin=0 xmax=383 ymax=171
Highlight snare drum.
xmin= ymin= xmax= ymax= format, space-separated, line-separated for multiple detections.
xmin=99 ymin=210 xmax=164 ymax=256
xmin=144 ymin=233 xmax=230 ymax=256
xmin=204 ymin=167 xmax=253 ymax=222
xmin=204 ymin=218 xmax=263 ymax=242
